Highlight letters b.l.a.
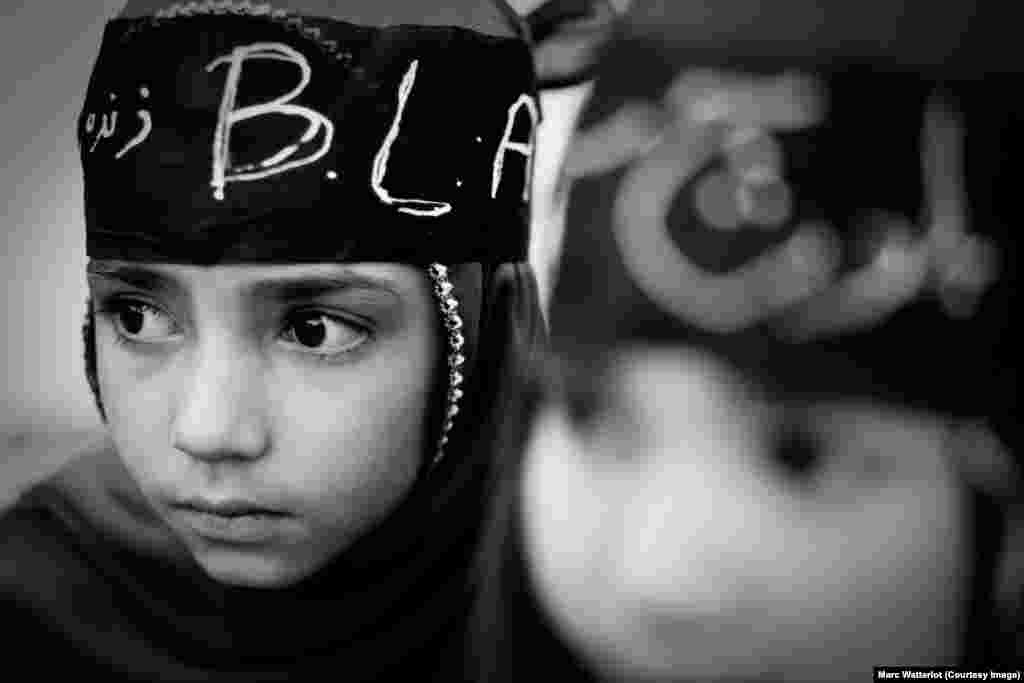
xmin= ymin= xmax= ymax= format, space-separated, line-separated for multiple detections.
xmin=202 ymin=41 xmax=539 ymax=210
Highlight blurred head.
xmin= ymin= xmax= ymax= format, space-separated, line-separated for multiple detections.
xmin=524 ymin=349 xmax=974 ymax=680
xmin=79 ymin=0 xmax=542 ymax=587
xmin=516 ymin=1 xmax=1021 ymax=677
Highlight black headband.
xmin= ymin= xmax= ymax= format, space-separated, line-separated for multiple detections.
xmin=79 ymin=13 xmax=539 ymax=265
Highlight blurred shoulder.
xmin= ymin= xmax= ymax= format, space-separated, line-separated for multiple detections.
xmin=0 ymin=428 xmax=108 ymax=512
xmin=0 ymin=429 xmax=112 ymax=590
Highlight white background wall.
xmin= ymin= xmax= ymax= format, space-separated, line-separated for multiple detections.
xmin=0 ymin=0 xmax=579 ymax=435
xmin=1 ymin=1 xmax=129 ymax=432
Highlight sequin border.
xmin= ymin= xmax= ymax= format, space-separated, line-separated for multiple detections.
xmin=427 ymin=263 xmax=465 ymax=468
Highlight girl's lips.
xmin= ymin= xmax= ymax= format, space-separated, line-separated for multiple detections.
xmin=175 ymin=498 xmax=286 ymax=517
xmin=172 ymin=499 xmax=294 ymax=544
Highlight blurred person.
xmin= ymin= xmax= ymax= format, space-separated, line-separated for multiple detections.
xmin=475 ymin=1 xmax=1023 ymax=680
xmin=0 ymin=0 xmax=595 ymax=678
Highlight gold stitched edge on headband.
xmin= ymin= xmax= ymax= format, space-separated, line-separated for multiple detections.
xmin=427 ymin=263 xmax=465 ymax=468
xmin=121 ymin=1 xmax=350 ymax=63
xmin=153 ymin=1 xmax=284 ymax=18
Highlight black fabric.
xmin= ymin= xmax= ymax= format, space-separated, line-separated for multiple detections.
xmin=469 ymin=366 xmax=600 ymax=683
xmin=525 ymin=0 xmax=617 ymax=90
xmin=1 ymin=463 xmax=473 ymax=681
xmin=80 ymin=15 xmax=537 ymax=265
xmin=617 ymin=0 xmax=1022 ymax=81
xmin=550 ymin=42 xmax=1021 ymax=434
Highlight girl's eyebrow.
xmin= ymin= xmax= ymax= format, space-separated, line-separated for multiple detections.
xmin=86 ymin=262 xmax=182 ymax=295
xmin=248 ymin=274 xmax=402 ymax=302
xmin=86 ymin=262 xmax=405 ymax=302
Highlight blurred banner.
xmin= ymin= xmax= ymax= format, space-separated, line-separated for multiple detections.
xmin=550 ymin=6 xmax=1021 ymax=428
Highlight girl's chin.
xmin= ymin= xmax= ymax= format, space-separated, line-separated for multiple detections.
xmin=186 ymin=541 xmax=316 ymax=588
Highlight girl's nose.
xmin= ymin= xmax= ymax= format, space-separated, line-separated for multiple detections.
xmin=171 ymin=340 xmax=270 ymax=463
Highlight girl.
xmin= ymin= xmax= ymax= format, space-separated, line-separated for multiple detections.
xmin=0 ymin=0 xmax=598 ymax=678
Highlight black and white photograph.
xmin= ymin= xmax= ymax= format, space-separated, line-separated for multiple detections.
xmin=2 ymin=1 xmax=1021 ymax=680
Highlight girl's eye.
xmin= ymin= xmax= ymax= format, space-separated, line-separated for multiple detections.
xmin=105 ymin=301 xmax=179 ymax=343
xmin=281 ymin=312 xmax=368 ymax=356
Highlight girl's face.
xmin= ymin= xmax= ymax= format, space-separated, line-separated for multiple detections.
xmin=87 ymin=260 xmax=439 ymax=588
